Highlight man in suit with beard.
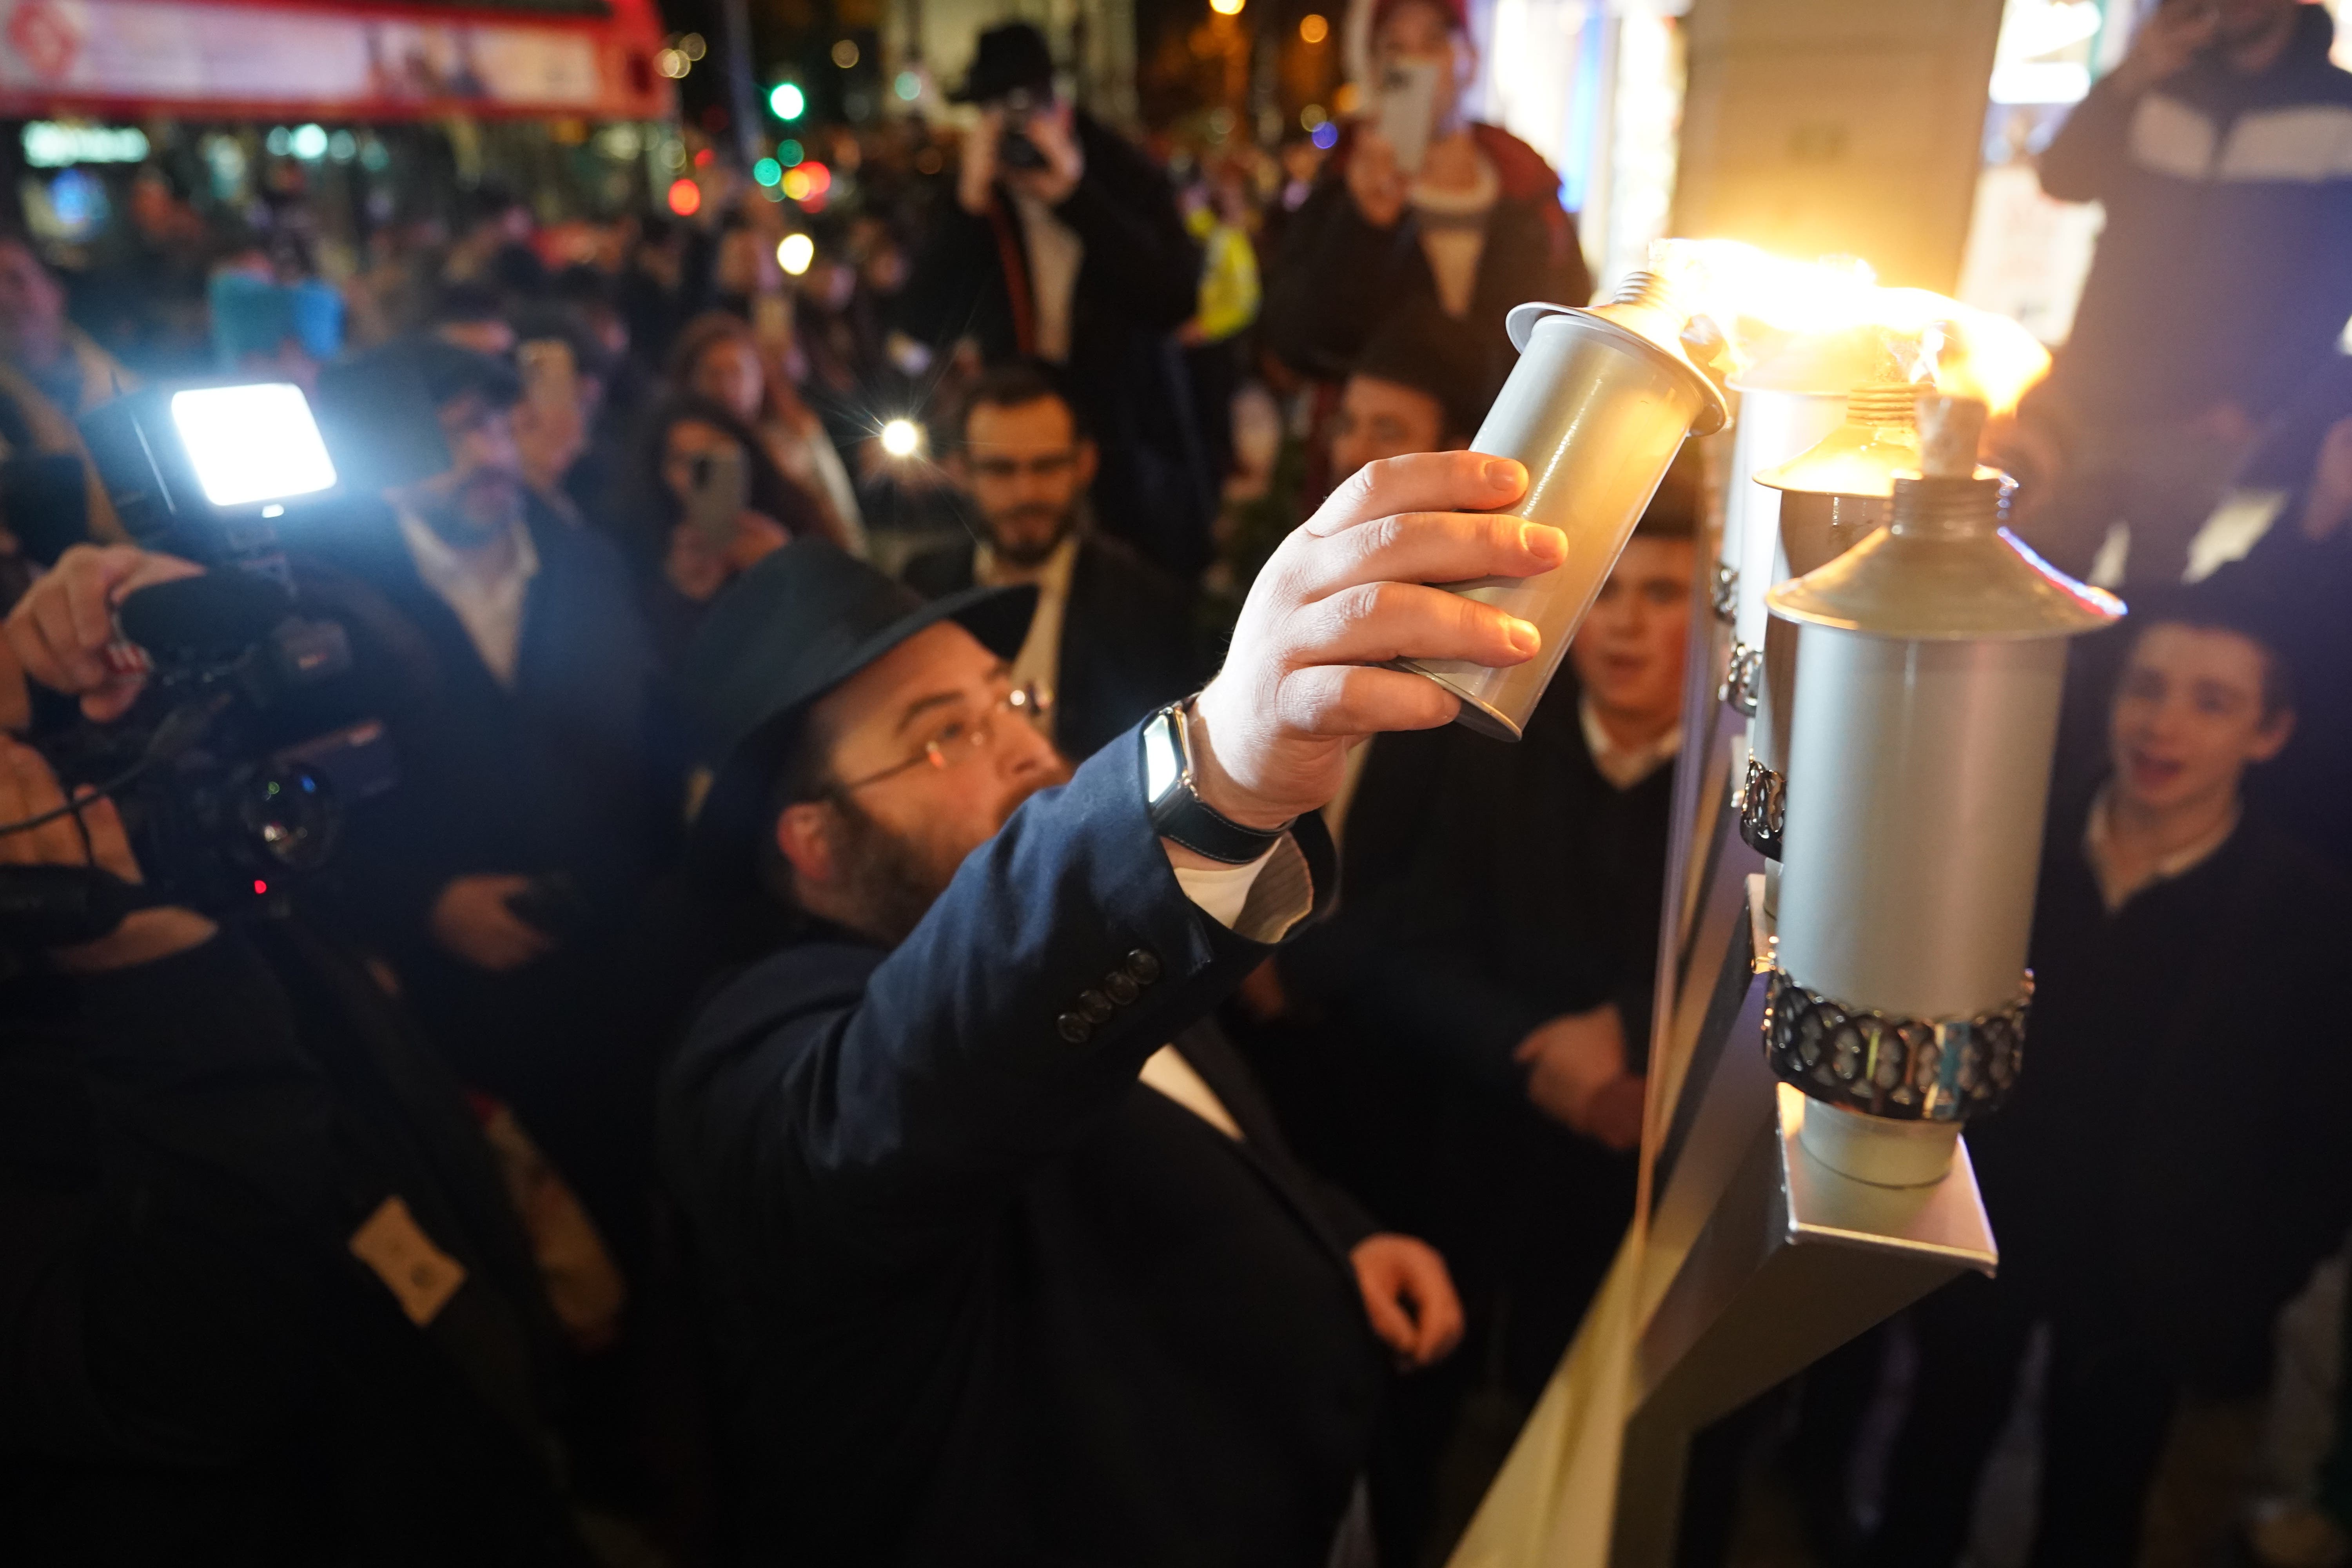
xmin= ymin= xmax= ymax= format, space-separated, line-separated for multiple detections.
xmin=658 ymin=448 xmax=1562 ymax=1564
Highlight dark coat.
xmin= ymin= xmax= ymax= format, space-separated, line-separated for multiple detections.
xmin=1969 ymin=801 xmax=2352 ymax=1393
xmin=299 ymin=496 xmax=678 ymax=1254
xmin=901 ymin=531 xmax=1207 ymax=765
xmin=2040 ymin=4 xmax=2352 ymax=422
xmin=1263 ymin=123 xmax=1592 ymax=399
xmin=658 ymin=733 xmax=1385 ymax=1566
xmin=0 ymin=923 xmax=586 ymax=1565
xmin=1276 ymin=678 xmax=1667 ymax=1397
xmin=896 ymin=111 xmax=1215 ymax=578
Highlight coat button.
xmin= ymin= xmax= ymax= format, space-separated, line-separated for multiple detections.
xmin=1104 ymin=971 xmax=1140 ymax=1006
xmin=1124 ymin=949 xmax=1161 ymax=985
xmin=1056 ymin=1011 xmax=1091 ymax=1044
xmin=1077 ymin=989 xmax=1114 ymax=1024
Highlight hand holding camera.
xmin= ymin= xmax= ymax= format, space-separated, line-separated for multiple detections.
xmin=5 ymin=543 xmax=203 ymax=720
xmin=957 ymin=96 xmax=1085 ymax=217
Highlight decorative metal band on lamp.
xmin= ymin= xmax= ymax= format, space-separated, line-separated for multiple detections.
xmin=1739 ymin=754 xmax=1785 ymax=858
xmin=1720 ymin=641 xmax=1762 ymax=717
xmin=1397 ymin=271 xmax=1728 ymax=741
xmin=1763 ymin=967 xmax=2029 ymax=1122
xmin=1764 ymin=393 xmax=2120 ymax=1187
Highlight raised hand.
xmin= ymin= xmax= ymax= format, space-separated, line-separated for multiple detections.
xmin=1188 ymin=450 xmax=1557 ymax=830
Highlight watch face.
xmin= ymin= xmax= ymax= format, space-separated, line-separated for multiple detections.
xmin=1142 ymin=710 xmax=1182 ymax=806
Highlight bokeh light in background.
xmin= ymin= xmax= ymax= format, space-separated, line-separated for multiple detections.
xmin=1310 ymin=121 xmax=1338 ymax=150
xmin=831 ymin=38 xmax=860 ymax=69
xmin=780 ymin=162 xmax=831 ymax=203
xmin=777 ymin=139 xmax=804 ymax=167
xmin=1299 ymin=13 xmax=1329 ymax=42
xmin=666 ymin=177 xmax=701 ymax=216
xmin=880 ymin=419 xmax=922 ymax=458
xmin=894 ymin=71 xmax=923 ymax=102
xmin=769 ymin=82 xmax=806 ymax=120
xmin=1209 ymin=0 xmax=1244 ymax=15
xmin=777 ymin=233 xmax=814 ymax=276
xmin=753 ymin=157 xmax=781 ymax=186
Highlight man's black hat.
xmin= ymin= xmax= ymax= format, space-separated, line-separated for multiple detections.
xmin=682 ymin=539 xmax=1037 ymax=882
xmin=950 ymin=22 xmax=1055 ymax=104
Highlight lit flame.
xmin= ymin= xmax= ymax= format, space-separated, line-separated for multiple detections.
xmin=1650 ymin=239 xmax=2052 ymax=416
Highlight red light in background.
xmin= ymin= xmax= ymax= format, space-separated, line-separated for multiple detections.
xmin=692 ymin=146 xmax=714 ymax=168
xmin=802 ymin=161 xmax=832 ymax=196
xmin=252 ymin=879 xmax=269 ymax=896
xmin=667 ymin=177 xmax=702 ymax=216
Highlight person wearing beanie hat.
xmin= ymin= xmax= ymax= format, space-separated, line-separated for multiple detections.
xmin=1263 ymin=0 xmax=1591 ymax=405
xmin=655 ymin=451 xmax=1565 ymax=1565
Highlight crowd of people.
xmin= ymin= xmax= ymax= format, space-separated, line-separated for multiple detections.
xmin=7 ymin=0 xmax=2352 ymax=1564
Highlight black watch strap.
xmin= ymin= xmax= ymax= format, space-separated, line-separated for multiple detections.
xmin=1142 ymin=702 xmax=1294 ymax=864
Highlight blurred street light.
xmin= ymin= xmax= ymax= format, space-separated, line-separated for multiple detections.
xmin=769 ymin=82 xmax=806 ymax=120
xmin=778 ymin=233 xmax=815 ymax=275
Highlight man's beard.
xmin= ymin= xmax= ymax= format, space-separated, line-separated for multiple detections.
xmin=826 ymin=793 xmax=975 ymax=947
xmin=824 ymin=774 xmax=1058 ymax=947
xmin=420 ymin=470 xmax=525 ymax=548
xmin=984 ymin=503 xmax=1074 ymax=568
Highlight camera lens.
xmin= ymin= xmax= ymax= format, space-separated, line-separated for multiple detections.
xmin=239 ymin=766 xmax=339 ymax=872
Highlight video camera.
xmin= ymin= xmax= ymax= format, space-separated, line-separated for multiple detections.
xmin=1 ymin=355 xmax=456 ymax=950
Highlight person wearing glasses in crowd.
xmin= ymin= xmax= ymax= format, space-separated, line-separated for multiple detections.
xmin=660 ymin=447 xmax=1561 ymax=1563
xmin=902 ymin=360 xmax=1205 ymax=764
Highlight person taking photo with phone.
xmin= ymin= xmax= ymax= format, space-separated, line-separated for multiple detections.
xmin=626 ymin=392 xmax=831 ymax=665
xmin=897 ymin=22 xmax=1216 ymax=580
xmin=1263 ymin=0 xmax=1592 ymax=407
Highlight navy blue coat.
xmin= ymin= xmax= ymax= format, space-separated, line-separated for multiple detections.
xmin=659 ymin=731 xmax=1385 ymax=1566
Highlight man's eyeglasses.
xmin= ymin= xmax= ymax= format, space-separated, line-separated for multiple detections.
xmin=969 ymin=452 xmax=1078 ymax=482
xmin=833 ymin=684 xmax=1052 ymax=793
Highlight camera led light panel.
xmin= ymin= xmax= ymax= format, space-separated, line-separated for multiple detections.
xmin=170 ymin=384 xmax=339 ymax=509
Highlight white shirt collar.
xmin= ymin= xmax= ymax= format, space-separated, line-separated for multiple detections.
xmin=1579 ymin=694 xmax=1681 ymax=791
xmin=2082 ymin=785 xmax=2239 ymax=913
xmin=396 ymin=504 xmax=539 ymax=688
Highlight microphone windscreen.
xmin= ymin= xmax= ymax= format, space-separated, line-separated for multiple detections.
xmin=117 ymin=572 xmax=293 ymax=661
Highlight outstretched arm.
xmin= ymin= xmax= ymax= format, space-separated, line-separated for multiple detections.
xmin=666 ymin=452 xmax=1567 ymax=1265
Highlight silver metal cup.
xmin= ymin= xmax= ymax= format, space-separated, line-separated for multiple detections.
xmin=1396 ymin=275 xmax=1728 ymax=740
